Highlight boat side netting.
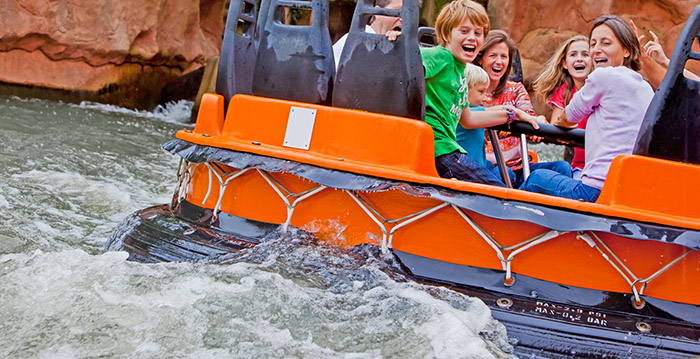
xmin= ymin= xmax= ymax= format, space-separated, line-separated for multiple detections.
xmin=163 ymin=139 xmax=700 ymax=252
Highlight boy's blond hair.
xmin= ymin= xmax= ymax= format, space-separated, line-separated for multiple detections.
xmin=464 ymin=63 xmax=489 ymax=89
xmin=435 ymin=0 xmax=490 ymax=47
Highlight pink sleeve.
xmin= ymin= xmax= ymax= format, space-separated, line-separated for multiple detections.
xmin=547 ymin=84 xmax=566 ymax=110
xmin=513 ymin=82 xmax=536 ymax=115
xmin=566 ymin=70 xmax=606 ymax=123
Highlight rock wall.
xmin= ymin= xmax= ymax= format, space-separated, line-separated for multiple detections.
xmin=0 ymin=0 xmax=224 ymax=109
xmin=487 ymin=0 xmax=699 ymax=112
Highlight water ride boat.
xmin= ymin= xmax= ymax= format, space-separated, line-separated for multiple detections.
xmin=107 ymin=1 xmax=700 ymax=357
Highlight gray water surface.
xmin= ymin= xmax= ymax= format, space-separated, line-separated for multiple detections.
xmin=0 ymin=96 xmax=515 ymax=358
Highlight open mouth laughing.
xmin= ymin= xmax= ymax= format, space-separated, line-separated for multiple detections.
xmin=462 ymin=44 xmax=476 ymax=56
xmin=594 ymin=57 xmax=609 ymax=67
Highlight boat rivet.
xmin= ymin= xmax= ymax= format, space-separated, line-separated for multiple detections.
xmin=337 ymin=158 xmax=344 ymax=161
xmin=183 ymin=229 xmax=196 ymax=235
xmin=185 ymin=130 xmax=192 ymax=133
xmin=636 ymin=321 xmax=652 ymax=333
xmin=252 ymin=141 xmax=261 ymax=145
xmin=503 ymin=274 xmax=516 ymax=287
xmin=202 ymin=134 xmax=210 ymax=137
xmin=496 ymin=297 xmax=513 ymax=309
xmin=632 ymin=298 xmax=646 ymax=310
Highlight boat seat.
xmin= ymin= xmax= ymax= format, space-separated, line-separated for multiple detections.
xmin=217 ymin=95 xmax=438 ymax=176
xmin=215 ymin=0 xmax=257 ymax=109
xmin=597 ymin=154 xmax=700 ymax=220
xmin=332 ymin=0 xmax=424 ymax=120
xmin=252 ymin=0 xmax=335 ymax=105
xmin=634 ymin=5 xmax=700 ymax=165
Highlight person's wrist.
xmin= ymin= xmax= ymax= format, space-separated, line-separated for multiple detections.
xmin=505 ymin=108 xmax=515 ymax=127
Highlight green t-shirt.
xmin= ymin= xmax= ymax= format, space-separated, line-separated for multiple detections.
xmin=421 ymin=46 xmax=469 ymax=157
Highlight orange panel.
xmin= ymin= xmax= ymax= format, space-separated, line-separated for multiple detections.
xmin=598 ymin=155 xmax=700 ymax=219
xmin=178 ymin=95 xmax=700 ymax=230
xmin=193 ymin=93 xmax=225 ymax=137
xmin=183 ymin=167 xmax=700 ymax=305
xmin=222 ymin=95 xmax=438 ymax=176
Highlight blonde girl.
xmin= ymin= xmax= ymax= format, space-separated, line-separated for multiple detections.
xmin=533 ymin=35 xmax=592 ymax=171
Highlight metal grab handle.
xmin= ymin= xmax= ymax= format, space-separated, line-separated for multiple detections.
xmin=520 ymin=133 xmax=530 ymax=181
xmin=488 ymin=129 xmax=512 ymax=188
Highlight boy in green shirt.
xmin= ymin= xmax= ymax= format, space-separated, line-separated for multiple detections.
xmin=422 ymin=0 xmax=540 ymax=186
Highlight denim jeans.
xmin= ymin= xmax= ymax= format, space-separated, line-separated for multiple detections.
xmin=435 ymin=151 xmax=507 ymax=187
xmin=519 ymin=169 xmax=601 ymax=202
xmin=515 ymin=161 xmax=572 ymax=188
xmin=483 ymin=160 xmax=516 ymax=186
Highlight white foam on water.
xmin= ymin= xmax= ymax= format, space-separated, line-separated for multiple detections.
xmin=1 ymin=97 xmax=515 ymax=358
xmin=5 ymin=165 xmax=176 ymax=252
xmin=13 ymin=169 xmax=136 ymax=211
xmin=77 ymin=100 xmax=194 ymax=125
xmin=0 ymin=188 xmax=9 ymax=208
xmin=0 ymin=244 xmax=514 ymax=359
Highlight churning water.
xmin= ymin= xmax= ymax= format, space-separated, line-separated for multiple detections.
xmin=0 ymin=96 xmax=516 ymax=358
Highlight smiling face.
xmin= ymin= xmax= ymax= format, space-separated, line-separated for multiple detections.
xmin=480 ymin=42 xmax=509 ymax=85
xmin=590 ymin=25 xmax=629 ymax=68
xmin=467 ymin=81 xmax=488 ymax=106
xmin=563 ymin=40 xmax=591 ymax=83
xmin=370 ymin=0 xmax=403 ymax=35
xmin=443 ymin=18 xmax=485 ymax=64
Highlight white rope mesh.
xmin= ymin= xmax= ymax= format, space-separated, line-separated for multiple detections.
xmin=577 ymin=232 xmax=692 ymax=307
xmin=172 ymin=163 xmax=696 ymax=300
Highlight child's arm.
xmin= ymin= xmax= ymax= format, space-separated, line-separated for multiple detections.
xmin=551 ymin=110 xmax=578 ymax=128
xmin=550 ymin=107 xmax=576 ymax=128
xmin=460 ymin=106 xmax=541 ymax=130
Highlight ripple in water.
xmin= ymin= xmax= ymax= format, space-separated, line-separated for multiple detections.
xmin=0 ymin=237 xmax=514 ymax=358
xmin=0 ymin=96 xmax=515 ymax=358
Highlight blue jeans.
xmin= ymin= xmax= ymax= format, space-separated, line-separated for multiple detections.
xmin=484 ymin=160 xmax=516 ymax=186
xmin=435 ymin=151 xmax=507 ymax=187
xmin=515 ymin=161 xmax=572 ymax=188
xmin=519 ymin=169 xmax=601 ymax=202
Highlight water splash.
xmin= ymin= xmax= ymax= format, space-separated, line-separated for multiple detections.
xmin=77 ymin=100 xmax=195 ymax=125
xmin=0 ymin=96 xmax=515 ymax=358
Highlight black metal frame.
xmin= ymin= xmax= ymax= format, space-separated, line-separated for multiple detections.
xmin=332 ymin=0 xmax=425 ymax=120
xmin=635 ymin=5 xmax=700 ymax=164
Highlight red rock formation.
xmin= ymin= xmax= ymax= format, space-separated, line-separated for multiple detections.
xmin=0 ymin=0 xmax=224 ymax=109
xmin=486 ymin=0 xmax=698 ymax=114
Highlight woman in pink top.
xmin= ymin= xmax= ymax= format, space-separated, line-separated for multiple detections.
xmin=533 ymin=35 xmax=593 ymax=174
xmin=520 ymin=15 xmax=654 ymax=202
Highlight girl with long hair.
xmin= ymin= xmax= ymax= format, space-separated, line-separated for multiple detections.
xmin=533 ymin=35 xmax=592 ymax=173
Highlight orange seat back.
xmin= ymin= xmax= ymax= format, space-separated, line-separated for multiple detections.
xmin=221 ymin=95 xmax=438 ymax=176
xmin=597 ymin=155 xmax=700 ymax=220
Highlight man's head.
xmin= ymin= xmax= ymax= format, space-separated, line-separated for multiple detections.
xmin=369 ymin=0 xmax=403 ymax=35
xmin=435 ymin=0 xmax=490 ymax=64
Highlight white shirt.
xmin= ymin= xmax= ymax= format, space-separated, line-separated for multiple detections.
xmin=332 ymin=25 xmax=375 ymax=70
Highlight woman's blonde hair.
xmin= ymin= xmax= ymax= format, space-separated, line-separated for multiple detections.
xmin=464 ymin=63 xmax=489 ymax=89
xmin=533 ymin=35 xmax=589 ymax=106
xmin=435 ymin=0 xmax=490 ymax=47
